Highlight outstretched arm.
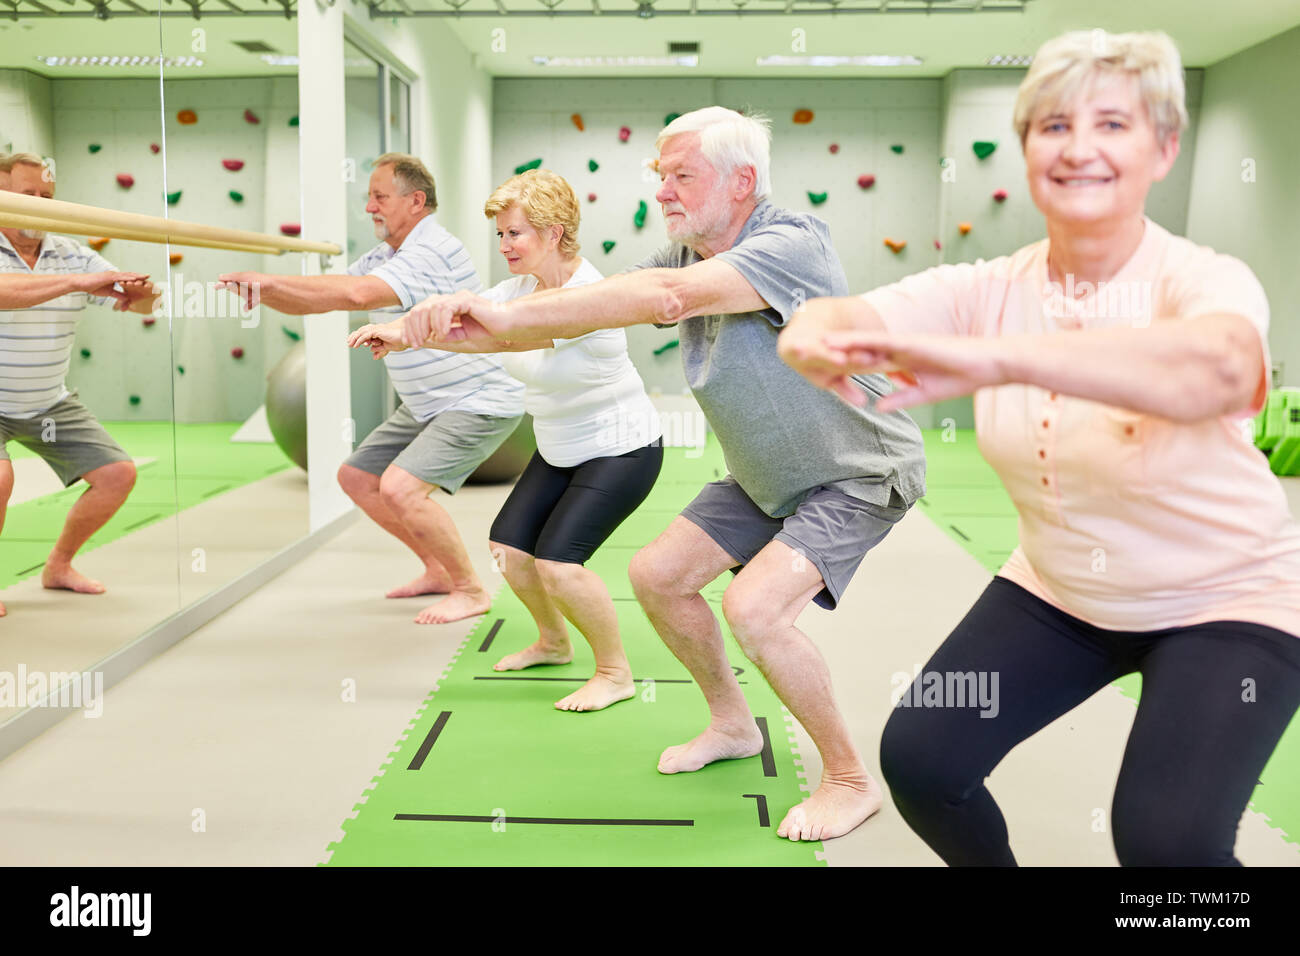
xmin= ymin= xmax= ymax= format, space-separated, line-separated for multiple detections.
xmin=0 ymin=271 xmax=148 ymax=310
xmin=349 ymin=317 xmax=551 ymax=357
xmin=217 ymin=271 xmax=400 ymax=316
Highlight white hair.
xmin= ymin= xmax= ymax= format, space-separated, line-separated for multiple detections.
xmin=655 ymin=106 xmax=772 ymax=202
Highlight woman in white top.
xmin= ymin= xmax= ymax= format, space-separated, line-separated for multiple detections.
xmin=351 ymin=169 xmax=663 ymax=713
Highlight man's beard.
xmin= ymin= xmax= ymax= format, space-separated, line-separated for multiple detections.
xmin=663 ymin=194 xmax=729 ymax=246
xmin=372 ymin=219 xmax=389 ymax=241
xmin=18 ymin=228 xmax=45 ymax=240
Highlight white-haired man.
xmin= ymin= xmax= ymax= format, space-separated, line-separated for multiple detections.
xmin=0 ymin=152 xmax=160 ymax=619
xmin=219 ymin=153 xmax=524 ymax=624
xmin=383 ymin=108 xmax=928 ymax=842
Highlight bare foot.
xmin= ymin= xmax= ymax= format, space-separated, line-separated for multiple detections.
xmin=776 ymin=772 xmax=884 ymax=842
xmin=555 ymin=672 xmax=635 ymax=713
xmin=386 ymin=570 xmax=453 ymax=599
xmin=42 ymin=564 xmax=106 ymax=594
xmin=658 ymin=721 xmax=764 ymax=773
xmin=414 ymin=588 xmax=491 ymax=625
xmin=494 ymin=640 xmax=573 ymax=671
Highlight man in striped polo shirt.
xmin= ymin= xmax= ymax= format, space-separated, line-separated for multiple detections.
xmin=0 ymin=152 xmax=160 ymax=619
xmin=218 ymin=154 xmax=523 ymax=624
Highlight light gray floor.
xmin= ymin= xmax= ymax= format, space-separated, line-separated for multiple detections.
xmin=0 ymin=476 xmax=1295 ymax=866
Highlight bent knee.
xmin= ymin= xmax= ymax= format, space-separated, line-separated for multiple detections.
xmin=1112 ymin=808 xmax=1238 ymax=866
xmin=878 ymin=707 xmax=970 ymax=799
xmin=379 ymin=470 xmax=428 ymax=509
xmin=534 ymin=557 xmax=582 ymax=592
xmin=89 ymin=460 xmax=137 ymax=493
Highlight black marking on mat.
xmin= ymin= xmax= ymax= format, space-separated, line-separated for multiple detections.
xmin=200 ymin=484 xmax=233 ymax=499
xmin=732 ymin=665 xmax=744 ymax=677
xmin=742 ymin=793 xmax=771 ymax=827
xmin=17 ymin=562 xmax=45 ymax=575
xmin=123 ymin=513 xmax=163 ymax=531
xmin=948 ymin=524 xmax=970 ymax=542
xmin=477 ymin=618 xmax=504 ymax=652
xmin=408 ymin=710 xmax=452 ymax=771
xmin=918 ymin=498 xmax=930 ymax=507
xmin=395 ymin=813 xmax=693 ymax=827
xmin=755 ymin=717 xmax=777 ymax=778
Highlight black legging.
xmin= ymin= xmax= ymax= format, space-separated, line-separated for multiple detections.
xmin=489 ymin=441 xmax=663 ymax=564
xmin=879 ymin=576 xmax=1300 ymax=866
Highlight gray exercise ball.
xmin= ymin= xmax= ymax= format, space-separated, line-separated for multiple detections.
xmin=466 ymin=413 xmax=536 ymax=484
xmin=265 ymin=341 xmax=309 ymax=471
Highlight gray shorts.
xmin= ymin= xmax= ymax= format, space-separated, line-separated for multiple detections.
xmin=0 ymin=394 xmax=133 ymax=486
xmin=345 ymin=403 xmax=523 ymax=494
xmin=681 ymin=477 xmax=910 ymax=610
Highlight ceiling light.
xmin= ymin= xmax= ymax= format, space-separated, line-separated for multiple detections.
xmin=756 ymin=54 xmax=923 ymax=67
xmin=531 ymin=55 xmax=698 ymax=68
xmin=260 ymin=54 xmax=300 ymax=66
xmin=34 ymin=55 xmax=205 ymax=68
xmin=986 ymin=54 xmax=1033 ymax=66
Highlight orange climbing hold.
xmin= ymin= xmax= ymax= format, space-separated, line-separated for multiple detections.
xmin=883 ymin=238 xmax=907 ymax=254
xmin=958 ymin=222 xmax=972 ymax=235
xmin=169 ymin=253 xmax=183 ymax=265
xmin=571 ymin=113 xmax=585 ymax=131
xmin=88 ymin=237 xmax=110 ymax=251
xmin=793 ymin=109 xmax=814 ymax=124
xmin=177 ymin=109 xmax=197 ymax=125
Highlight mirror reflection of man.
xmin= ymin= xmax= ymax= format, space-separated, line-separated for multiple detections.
xmin=0 ymin=152 xmax=160 ymax=618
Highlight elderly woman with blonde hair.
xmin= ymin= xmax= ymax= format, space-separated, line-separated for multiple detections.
xmin=781 ymin=29 xmax=1300 ymax=866
xmin=352 ymin=169 xmax=663 ymax=713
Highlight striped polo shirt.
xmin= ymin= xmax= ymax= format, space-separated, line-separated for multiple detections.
xmin=0 ymin=233 xmax=114 ymax=419
xmin=348 ymin=215 xmax=523 ymax=423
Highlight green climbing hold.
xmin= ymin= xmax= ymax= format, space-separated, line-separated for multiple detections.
xmin=88 ymin=144 xmax=102 ymax=154
xmin=289 ymin=115 xmax=299 ymax=127
xmin=129 ymin=395 xmax=141 ymax=406
xmin=890 ymin=144 xmax=904 ymax=154
xmin=79 ymin=348 xmax=91 ymax=359
xmin=807 ymin=191 xmax=828 ymax=205
xmin=633 ymin=200 xmax=648 ymax=230
xmin=282 ymin=325 xmax=302 ymax=342
xmin=229 ymin=190 xmax=244 ymax=203
xmin=973 ymin=140 xmax=997 ymax=160
xmin=653 ymin=338 xmax=680 ymax=356
xmin=665 ymin=112 xmax=682 ymax=126
xmin=602 ymin=240 xmax=616 ymax=254
xmin=167 ymin=190 xmax=182 ymax=205
xmin=514 ymin=158 xmax=543 ymax=175
xmin=177 ymin=365 xmax=185 ymax=375
xmin=588 ymin=159 xmax=599 ymax=173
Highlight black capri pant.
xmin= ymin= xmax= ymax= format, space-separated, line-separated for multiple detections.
xmin=879 ymin=576 xmax=1300 ymax=866
xmin=489 ymin=441 xmax=663 ymax=565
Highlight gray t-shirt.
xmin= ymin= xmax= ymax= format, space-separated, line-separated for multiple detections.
xmin=633 ymin=200 xmax=926 ymax=518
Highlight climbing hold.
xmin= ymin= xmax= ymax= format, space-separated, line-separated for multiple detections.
xmin=890 ymin=144 xmax=904 ymax=154
xmin=150 ymin=143 xmax=160 ymax=154
xmin=222 ymin=159 xmax=245 ymax=172
xmin=993 ymin=188 xmax=1008 ymax=203
xmin=933 ymin=239 xmax=942 ymax=250
xmin=571 ymin=113 xmax=585 ymax=131
xmin=280 ymin=223 xmax=302 ymax=237
xmin=958 ymin=222 xmax=972 ymax=235
xmin=829 ymin=143 xmax=840 ymax=154
xmin=633 ymin=200 xmax=648 ymax=229
xmin=602 ymin=240 xmax=616 ymax=254
xmin=88 ymin=143 xmax=102 ymax=154
xmin=88 ymin=238 xmax=110 ymax=252
xmin=588 ymin=158 xmax=599 ymax=173
xmin=229 ymin=190 xmax=244 ymax=203
xmin=282 ymin=325 xmax=302 ymax=342
xmin=792 ymin=109 xmax=814 ymax=124
xmin=883 ymin=238 xmax=907 ymax=254
xmin=289 ymin=115 xmax=299 ymax=127
xmin=807 ymin=191 xmax=828 ymax=206
xmin=665 ymin=112 xmax=682 ymax=126
xmin=514 ymin=158 xmax=543 ymax=175
xmin=142 ymin=317 xmax=156 ymax=327
xmin=115 ymin=174 xmax=134 ymax=189
xmin=177 ymin=109 xmax=197 ymax=125
xmin=167 ymin=190 xmax=182 ymax=205
xmin=653 ymin=339 xmax=680 ymax=356
xmin=169 ymin=253 xmax=183 ymax=265
xmin=129 ymin=395 xmax=141 ymax=406
xmin=856 ymin=174 xmax=876 ymax=190
xmin=973 ymin=140 xmax=997 ymax=160
xmin=587 ymin=192 xmax=597 ymax=202
xmin=176 ymin=365 xmax=185 ymax=375
xmin=618 ymin=126 xmax=631 ymax=142
xmin=231 ymin=347 xmax=245 ymax=359
xmin=244 ymin=109 xmax=260 ymax=125
xmin=79 ymin=348 xmax=91 ymax=359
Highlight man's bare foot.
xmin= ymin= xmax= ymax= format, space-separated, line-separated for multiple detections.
xmin=776 ymin=772 xmax=883 ymax=842
xmin=494 ymin=640 xmax=573 ymax=671
xmin=658 ymin=721 xmax=764 ymax=773
xmin=555 ymin=672 xmax=635 ymax=712
xmin=42 ymin=564 xmax=106 ymax=594
xmin=414 ymin=588 xmax=491 ymax=624
xmin=386 ymin=570 xmax=453 ymax=599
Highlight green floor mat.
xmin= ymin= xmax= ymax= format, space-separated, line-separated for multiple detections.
xmin=324 ymin=439 xmax=822 ymax=867
xmin=917 ymin=428 xmax=1300 ymax=848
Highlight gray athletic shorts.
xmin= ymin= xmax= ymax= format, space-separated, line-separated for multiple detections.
xmin=0 ymin=394 xmax=133 ymax=486
xmin=344 ymin=403 xmax=523 ymax=494
xmin=681 ymin=477 xmax=910 ymax=610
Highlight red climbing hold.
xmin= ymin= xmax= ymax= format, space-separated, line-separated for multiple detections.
xmin=115 ymin=174 xmax=134 ymax=189
xmin=222 ymin=159 xmax=245 ymax=172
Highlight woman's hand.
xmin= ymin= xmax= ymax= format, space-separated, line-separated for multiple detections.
xmin=347 ymin=321 xmax=406 ymax=360
xmin=820 ymin=330 xmax=1009 ymax=411
xmin=403 ymin=290 xmax=505 ymax=348
xmin=779 ymin=297 xmax=894 ymax=405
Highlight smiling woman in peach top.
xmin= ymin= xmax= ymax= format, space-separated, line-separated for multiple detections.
xmin=780 ymin=29 xmax=1300 ymax=866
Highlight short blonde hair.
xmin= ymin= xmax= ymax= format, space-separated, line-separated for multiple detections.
xmin=0 ymin=152 xmax=49 ymax=174
xmin=372 ymin=152 xmax=437 ymax=212
xmin=483 ymin=169 xmax=580 ymax=258
xmin=1013 ymin=30 xmax=1188 ymax=148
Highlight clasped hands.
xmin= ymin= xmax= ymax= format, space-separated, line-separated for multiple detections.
xmin=347 ymin=290 xmax=509 ymax=359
